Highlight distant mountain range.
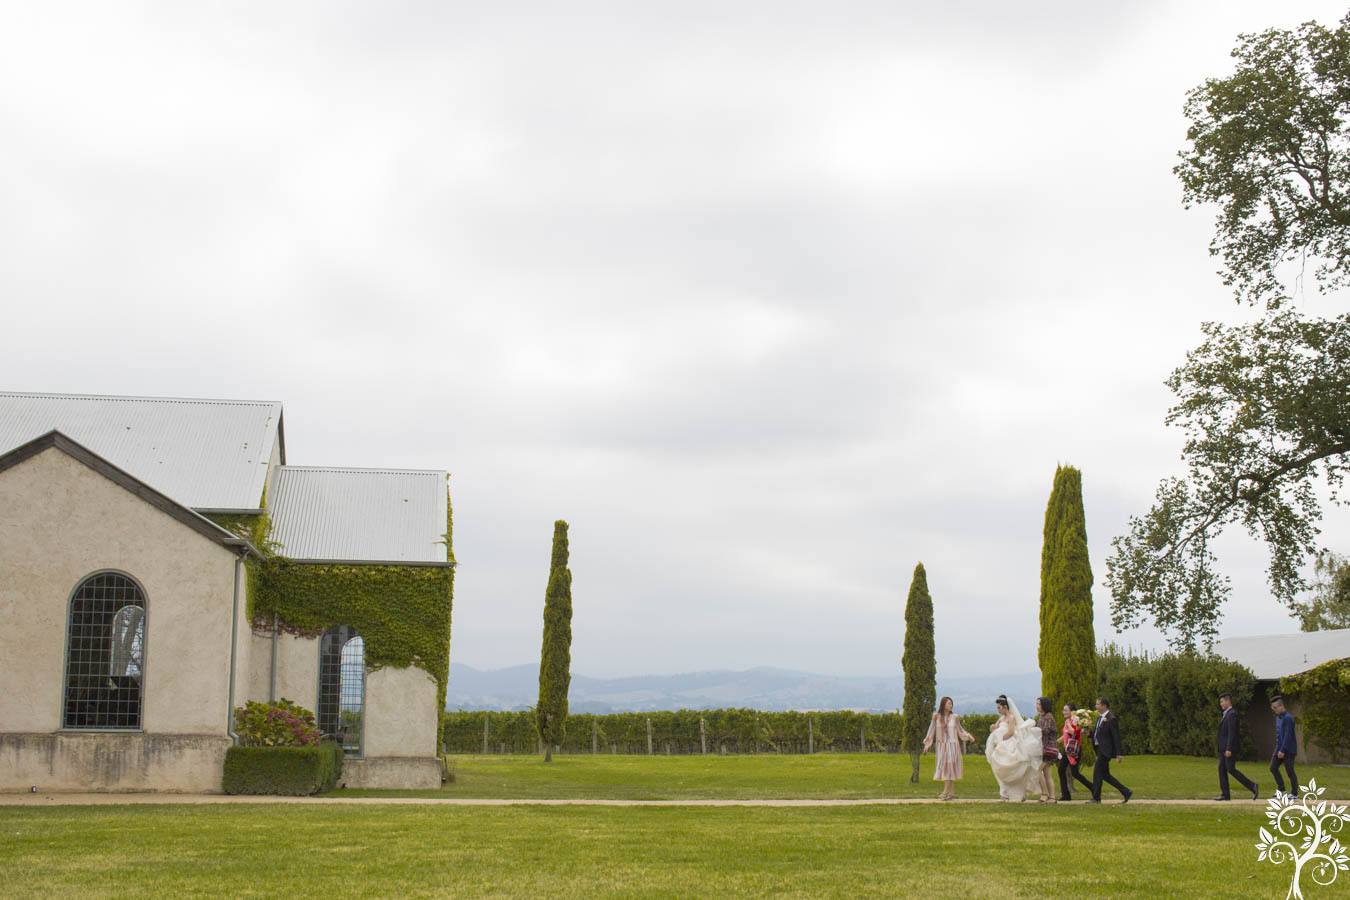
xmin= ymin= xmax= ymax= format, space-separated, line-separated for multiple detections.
xmin=445 ymin=662 xmax=1042 ymax=714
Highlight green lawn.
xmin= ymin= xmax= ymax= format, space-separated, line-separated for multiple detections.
xmin=328 ymin=752 xmax=1350 ymax=801
xmin=0 ymin=803 xmax=1312 ymax=898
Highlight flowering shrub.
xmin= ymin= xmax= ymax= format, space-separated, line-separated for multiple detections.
xmin=234 ymin=698 xmax=321 ymax=747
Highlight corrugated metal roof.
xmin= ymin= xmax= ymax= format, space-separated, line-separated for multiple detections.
xmin=1213 ymin=628 xmax=1350 ymax=680
xmin=268 ymin=465 xmax=448 ymax=563
xmin=0 ymin=392 xmax=281 ymax=511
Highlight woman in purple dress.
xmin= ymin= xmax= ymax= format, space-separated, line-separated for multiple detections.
xmin=922 ymin=696 xmax=976 ymax=800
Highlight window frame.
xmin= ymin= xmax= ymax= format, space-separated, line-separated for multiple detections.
xmin=60 ymin=569 xmax=149 ymax=732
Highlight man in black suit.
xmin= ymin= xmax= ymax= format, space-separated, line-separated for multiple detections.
xmin=1214 ymin=692 xmax=1259 ymax=801
xmin=1090 ymin=696 xmax=1132 ymax=803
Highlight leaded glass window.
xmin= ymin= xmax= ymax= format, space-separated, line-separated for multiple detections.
xmin=318 ymin=626 xmax=364 ymax=756
xmin=63 ymin=572 xmax=146 ymax=729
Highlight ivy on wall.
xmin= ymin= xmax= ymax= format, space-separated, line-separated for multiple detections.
xmin=1280 ymin=656 xmax=1350 ymax=763
xmin=207 ymin=485 xmax=456 ymax=712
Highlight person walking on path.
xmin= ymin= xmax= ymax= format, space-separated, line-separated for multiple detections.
xmin=1035 ymin=698 xmax=1057 ymax=803
xmin=1214 ymin=692 xmax=1258 ymax=801
xmin=1269 ymin=694 xmax=1300 ymax=799
xmin=1090 ymin=697 xmax=1132 ymax=804
xmin=922 ymin=696 xmax=975 ymax=801
xmin=1056 ymin=703 xmax=1094 ymax=801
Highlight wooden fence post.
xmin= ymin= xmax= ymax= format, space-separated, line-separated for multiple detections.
xmin=808 ymin=717 xmax=814 ymax=754
xmin=860 ymin=725 xmax=866 ymax=753
xmin=482 ymin=712 xmax=489 ymax=755
xmin=592 ymin=719 xmax=598 ymax=755
xmin=646 ymin=717 xmax=654 ymax=755
xmin=700 ymin=716 xmax=707 ymax=755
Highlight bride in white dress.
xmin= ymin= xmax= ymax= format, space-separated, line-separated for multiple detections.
xmin=984 ymin=694 xmax=1043 ymax=801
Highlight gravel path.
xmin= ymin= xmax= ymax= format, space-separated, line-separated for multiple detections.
xmin=0 ymin=793 xmax=1271 ymax=807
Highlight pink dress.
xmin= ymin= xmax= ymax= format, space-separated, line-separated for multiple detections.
xmin=923 ymin=713 xmax=973 ymax=781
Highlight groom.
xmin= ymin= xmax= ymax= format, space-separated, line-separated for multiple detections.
xmin=1090 ymin=697 xmax=1132 ymax=804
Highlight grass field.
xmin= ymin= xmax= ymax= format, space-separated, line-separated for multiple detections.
xmin=327 ymin=752 xmax=1350 ymax=801
xmin=0 ymin=802 xmax=1314 ymax=898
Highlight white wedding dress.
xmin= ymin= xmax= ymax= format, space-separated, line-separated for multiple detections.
xmin=984 ymin=698 xmax=1043 ymax=801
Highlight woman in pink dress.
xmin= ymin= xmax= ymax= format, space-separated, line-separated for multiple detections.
xmin=922 ymin=696 xmax=976 ymax=800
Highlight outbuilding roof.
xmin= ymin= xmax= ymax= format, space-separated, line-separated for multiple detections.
xmin=268 ymin=465 xmax=449 ymax=565
xmin=0 ymin=392 xmax=282 ymax=512
xmin=1213 ymin=628 xmax=1350 ymax=681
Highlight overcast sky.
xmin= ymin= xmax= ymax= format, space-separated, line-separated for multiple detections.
xmin=4 ymin=1 xmax=1348 ymax=679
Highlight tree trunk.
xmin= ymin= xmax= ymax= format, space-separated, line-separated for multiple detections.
xmin=909 ymin=750 xmax=920 ymax=783
xmin=544 ymin=744 xmax=552 ymax=762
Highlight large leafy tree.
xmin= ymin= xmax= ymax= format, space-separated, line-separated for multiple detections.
xmin=536 ymin=520 xmax=573 ymax=762
xmin=900 ymin=562 xmax=936 ymax=784
xmin=1039 ymin=466 xmax=1098 ymax=718
xmin=1291 ymin=551 xmax=1350 ymax=631
xmin=1108 ymin=12 xmax=1350 ymax=649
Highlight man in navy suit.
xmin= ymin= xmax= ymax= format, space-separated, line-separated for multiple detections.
xmin=1214 ymin=692 xmax=1259 ymax=801
xmin=1269 ymin=694 xmax=1300 ymax=799
xmin=1090 ymin=696 xmax=1132 ymax=803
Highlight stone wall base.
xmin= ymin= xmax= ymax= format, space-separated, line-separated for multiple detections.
xmin=0 ymin=732 xmax=231 ymax=792
xmin=340 ymin=756 xmax=441 ymax=790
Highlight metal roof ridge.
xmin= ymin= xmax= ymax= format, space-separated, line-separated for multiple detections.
xmin=278 ymin=465 xmax=447 ymax=476
xmin=0 ymin=390 xmax=283 ymax=407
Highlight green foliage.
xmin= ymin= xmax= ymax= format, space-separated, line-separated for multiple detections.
xmin=1038 ymin=466 xmax=1098 ymax=727
xmin=250 ymin=559 xmax=455 ymax=710
xmin=1109 ymin=9 xmax=1350 ymax=649
xmin=233 ymin=698 xmax=321 ymax=747
xmin=1280 ymin=656 xmax=1350 ymax=762
xmin=221 ymin=742 xmax=343 ymax=795
xmin=443 ymin=709 xmax=999 ymax=755
xmin=1108 ymin=312 xmax=1350 ymax=648
xmin=1175 ymin=12 xmax=1350 ymax=311
xmin=900 ymin=564 xmax=936 ymax=781
xmin=536 ymin=521 xmax=573 ymax=758
xmin=1291 ymin=551 xmax=1350 ymax=631
xmin=1096 ymin=645 xmax=1155 ymax=757
xmin=1143 ymin=653 xmax=1256 ymax=757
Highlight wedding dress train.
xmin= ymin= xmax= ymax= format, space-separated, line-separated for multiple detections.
xmin=984 ymin=698 xmax=1043 ymax=801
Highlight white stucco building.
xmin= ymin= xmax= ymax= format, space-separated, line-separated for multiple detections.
xmin=0 ymin=392 xmax=452 ymax=791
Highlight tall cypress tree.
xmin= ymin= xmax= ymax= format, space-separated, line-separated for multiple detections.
xmin=1038 ymin=467 xmax=1069 ymax=676
xmin=901 ymin=562 xmax=936 ymax=783
xmin=536 ymin=520 xmax=573 ymax=762
xmin=1039 ymin=466 xmax=1098 ymax=726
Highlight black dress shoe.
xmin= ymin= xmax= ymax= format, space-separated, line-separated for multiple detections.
xmin=1088 ymin=798 xmax=1101 ymax=803
xmin=1060 ymin=796 xmax=1072 ymax=802
xmin=1213 ymin=795 xmax=1230 ymax=801
xmin=1251 ymin=786 xmax=1260 ymax=801
xmin=1121 ymin=789 xmax=1132 ymax=804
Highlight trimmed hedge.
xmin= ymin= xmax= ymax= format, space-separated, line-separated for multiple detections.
xmin=443 ymin=709 xmax=1000 ymax=755
xmin=1096 ymin=644 xmax=1258 ymax=759
xmin=222 ymin=742 xmax=343 ymax=795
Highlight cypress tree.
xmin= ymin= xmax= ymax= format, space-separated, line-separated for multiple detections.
xmin=536 ymin=520 xmax=573 ymax=762
xmin=901 ymin=562 xmax=936 ymax=783
xmin=1038 ymin=467 xmax=1069 ymax=676
xmin=1039 ymin=466 xmax=1098 ymax=728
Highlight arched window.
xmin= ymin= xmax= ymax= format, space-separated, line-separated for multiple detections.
xmin=63 ymin=572 xmax=146 ymax=729
xmin=318 ymin=626 xmax=364 ymax=756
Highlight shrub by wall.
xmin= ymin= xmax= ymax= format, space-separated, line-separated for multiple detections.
xmin=222 ymin=743 xmax=343 ymax=795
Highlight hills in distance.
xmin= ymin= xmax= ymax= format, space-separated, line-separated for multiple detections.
xmin=445 ymin=662 xmax=1042 ymax=715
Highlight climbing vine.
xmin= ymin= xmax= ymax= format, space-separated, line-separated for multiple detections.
xmin=1281 ymin=657 xmax=1350 ymax=763
xmin=206 ymin=484 xmax=455 ymax=712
